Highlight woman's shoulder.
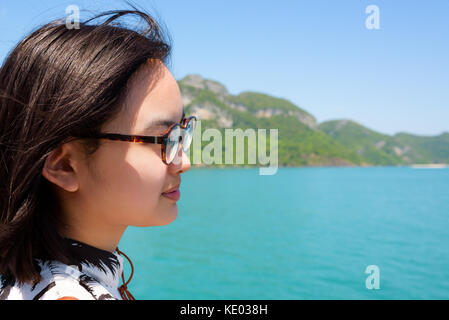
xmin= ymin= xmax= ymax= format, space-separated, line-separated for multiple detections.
xmin=1 ymin=260 xmax=118 ymax=300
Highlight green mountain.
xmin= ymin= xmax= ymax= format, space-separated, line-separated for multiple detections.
xmin=178 ymin=74 xmax=449 ymax=167
xmin=393 ymin=132 xmax=449 ymax=164
xmin=318 ymin=120 xmax=404 ymax=165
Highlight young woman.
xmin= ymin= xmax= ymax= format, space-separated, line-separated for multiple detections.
xmin=0 ymin=8 xmax=196 ymax=300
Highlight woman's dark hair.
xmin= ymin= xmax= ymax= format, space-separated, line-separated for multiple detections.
xmin=0 ymin=6 xmax=172 ymax=285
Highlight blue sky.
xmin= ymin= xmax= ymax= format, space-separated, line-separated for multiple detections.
xmin=0 ymin=0 xmax=448 ymax=136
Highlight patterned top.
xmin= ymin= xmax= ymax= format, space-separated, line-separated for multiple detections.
xmin=0 ymin=238 xmax=125 ymax=300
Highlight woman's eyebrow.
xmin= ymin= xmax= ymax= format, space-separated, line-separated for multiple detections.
xmin=144 ymin=109 xmax=185 ymax=133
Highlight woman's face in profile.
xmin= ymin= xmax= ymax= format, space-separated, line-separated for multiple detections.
xmin=78 ymin=60 xmax=191 ymax=228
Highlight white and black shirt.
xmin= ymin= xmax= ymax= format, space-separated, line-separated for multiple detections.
xmin=0 ymin=239 xmax=126 ymax=300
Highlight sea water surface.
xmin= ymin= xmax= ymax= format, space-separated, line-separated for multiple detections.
xmin=119 ymin=167 xmax=449 ymax=299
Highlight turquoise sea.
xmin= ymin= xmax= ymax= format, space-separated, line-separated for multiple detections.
xmin=120 ymin=167 xmax=449 ymax=299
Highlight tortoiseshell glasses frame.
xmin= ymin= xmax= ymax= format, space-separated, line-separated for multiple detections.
xmin=86 ymin=116 xmax=197 ymax=165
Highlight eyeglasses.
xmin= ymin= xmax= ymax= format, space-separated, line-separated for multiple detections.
xmin=86 ymin=116 xmax=197 ymax=165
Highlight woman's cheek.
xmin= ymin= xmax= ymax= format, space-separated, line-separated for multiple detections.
xmin=88 ymin=144 xmax=167 ymax=226
xmin=117 ymin=149 xmax=167 ymax=223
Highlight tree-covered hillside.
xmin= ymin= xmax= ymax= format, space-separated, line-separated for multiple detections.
xmin=178 ymin=74 xmax=449 ymax=167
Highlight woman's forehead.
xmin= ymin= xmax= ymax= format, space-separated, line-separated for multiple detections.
xmin=124 ymin=62 xmax=183 ymax=133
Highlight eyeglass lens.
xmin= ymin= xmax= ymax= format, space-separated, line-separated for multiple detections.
xmin=166 ymin=117 xmax=196 ymax=164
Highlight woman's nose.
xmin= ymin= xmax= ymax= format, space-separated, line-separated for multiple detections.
xmin=169 ymin=145 xmax=191 ymax=173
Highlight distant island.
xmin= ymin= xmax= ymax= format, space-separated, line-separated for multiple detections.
xmin=178 ymin=74 xmax=449 ymax=167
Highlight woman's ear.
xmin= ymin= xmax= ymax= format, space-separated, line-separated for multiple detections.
xmin=41 ymin=142 xmax=81 ymax=192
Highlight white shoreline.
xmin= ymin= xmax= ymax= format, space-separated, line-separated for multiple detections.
xmin=409 ymin=164 xmax=449 ymax=169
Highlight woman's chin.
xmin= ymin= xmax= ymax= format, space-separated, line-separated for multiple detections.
xmin=133 ymin=206 xmax=178 ymax=227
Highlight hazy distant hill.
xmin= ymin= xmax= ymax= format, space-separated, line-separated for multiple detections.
xmin=178 ymin=74 xmax=449 ymax=167
xmin=393 ymin=132 xmax=449 ymax=164
xmin=318 ymin=119 xmax=404 ymax=165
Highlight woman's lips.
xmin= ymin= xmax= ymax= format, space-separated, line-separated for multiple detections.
xmin=162 ymin=189 xmax=181 ymax=201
